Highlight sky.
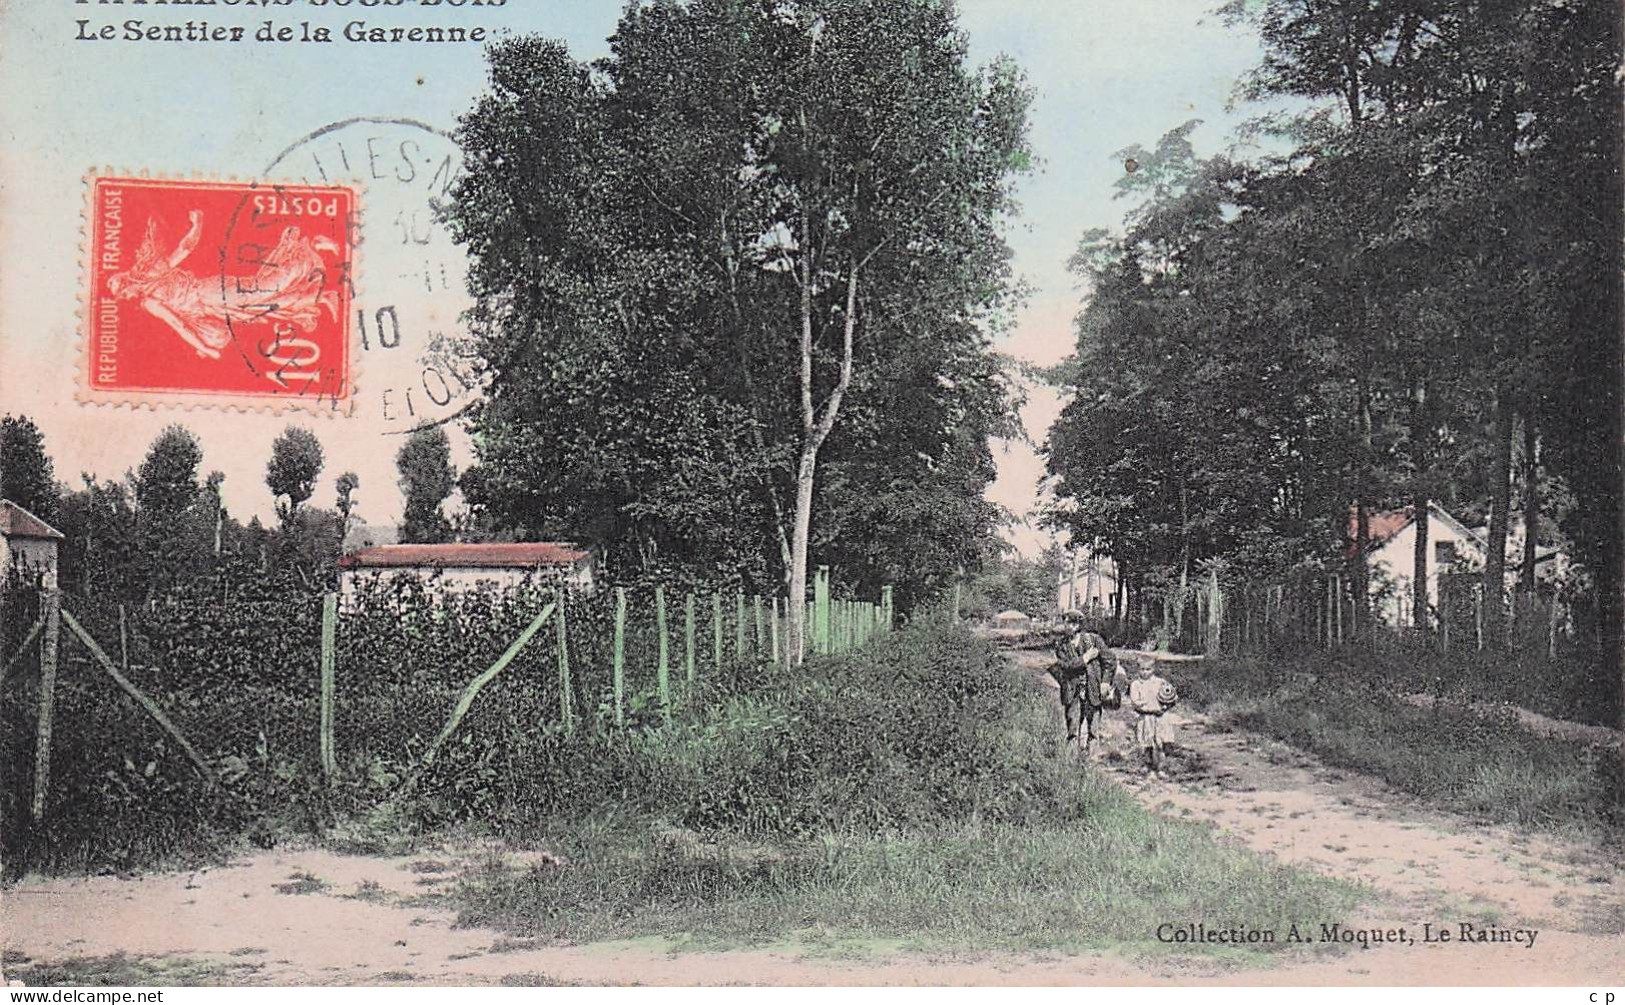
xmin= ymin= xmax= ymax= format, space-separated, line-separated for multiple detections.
xmin=0 ymin=0 xmax=1264 ymax=556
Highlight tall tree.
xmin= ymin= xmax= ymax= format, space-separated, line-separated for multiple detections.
xmin=265 ymin=427 xmax=324 ymax=526
xmin=132 ymin=425 xmax=206 ymax=599
xmin=335 ymin=471 xmax=360 ymax=543
xmin=0 ymin=414 xmax=57 ymax=520
xmin=446 ymin=1 xmax=1030 ymax=650
xmin=396 ymin=428 xmax=455 ymax=544
xmin=136 ymin=425 xmax=203 ymax=520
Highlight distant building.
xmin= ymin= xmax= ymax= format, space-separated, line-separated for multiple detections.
xmin=337 ymin=542 xmax=596 ymax=605
xmin=1055 ymin=550 xmax=1120 ymax=614
xmin=1355 ymin=503 xmax=1564 ymax=626
xmin=0 ymin=499 xmax=64 ymax=591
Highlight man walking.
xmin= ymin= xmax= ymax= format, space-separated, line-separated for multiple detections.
xmin=1051 ymin=609 xmax=1126 ymax=758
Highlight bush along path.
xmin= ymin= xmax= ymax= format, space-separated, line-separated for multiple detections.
xmin=1010 ymin=647 xmax=1625 ymax=986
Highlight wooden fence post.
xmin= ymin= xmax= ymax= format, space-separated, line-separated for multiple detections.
xmin=655 ymin=585 xmax=670 ymax=721
xmin=882 ymin=585 xmax=893 ymax=631
xmin=1334 ymin=575 xmax=1344 ymax=645
xmin=1315 ymin=580 xmax=1324 ymax=648
xmin=320 ymin=592 xmax=338 ymax=781
xmin=31 ymin=590 xmax=60 ymax=822
xmin=118 ymin=604 xmax=130 ymax=674
xmin=1546 ymin=593 xmax=1559 ymax=659
xmin=753 ymin=595 xmax=764 ymax=658
xmin=815 ymin=566 xmax=831 ymax=655
xmin=769 ymin=597 xmax=780 ymax=664
xmin=556 ymin=589 xmax=574 ymax=736
xmin=712 ymin=592 xmax=723 ymax=673
xmin=1474 ymin=584 xmax=1484 ymax=651
xmin=613 ymin=587 xmax=627 ymax=728
xmin=684 ymin=592 xmax=696 ymax=684
xmin=735 ymin=590 xmax=746 ymax=661
xmin=1241 ymin=589 xmax=1250 ymax=651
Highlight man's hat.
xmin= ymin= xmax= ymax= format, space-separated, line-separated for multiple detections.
xmin=1061 ymin=608 xmax=1088 ymax=623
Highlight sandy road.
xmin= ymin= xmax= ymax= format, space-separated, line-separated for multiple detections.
xmin=3 ymin=650 xmax=1621 ymax=986
xmin=1017 ymin=647 xmax=1624 ymax=984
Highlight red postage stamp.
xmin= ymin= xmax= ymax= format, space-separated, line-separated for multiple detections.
xmin=84 ymin=176 xmax=357 ymax=406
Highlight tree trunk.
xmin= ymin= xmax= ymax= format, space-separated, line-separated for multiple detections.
xmin=786 ymin=447 xmax=817 ymax=664
xmin=785 ymin=254 xmax=859 ymax=666
xmin=1409 ymin=377 xmax=1431 ymax=632
xmin=1482 ymin=395 xmax=1515 ymax=651
xmin=1413 ymin=493 xmax=1430 ymax=632
xmin=1353 ymin=379 xmax=1374 ymax=640
xmin=1353 ymin=498 xmax=1370 ymax=639
xmin=1520 ymin=418 xmax=1539 ymax=593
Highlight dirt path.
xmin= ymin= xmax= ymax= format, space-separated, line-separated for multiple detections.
xmin=1017 ymin=648 xmax=1624 ymax=984
xmin=4 ymin=652 xmax=1621 ymax=986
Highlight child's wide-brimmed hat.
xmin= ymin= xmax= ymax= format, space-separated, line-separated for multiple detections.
xmin=1157 ymin=680 xmax=1178 ymax=706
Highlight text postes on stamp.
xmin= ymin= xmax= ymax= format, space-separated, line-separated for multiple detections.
xmin=85 ymin=176 xmax=357 ymax=407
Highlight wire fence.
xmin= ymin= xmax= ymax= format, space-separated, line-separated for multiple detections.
xmin=1 ymin=564 xmax=894 ymax=862
xmin=1123 ymin=568 xmax=1592 ymax=660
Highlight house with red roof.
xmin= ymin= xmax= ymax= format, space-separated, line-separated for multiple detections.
xmin=0 ymin=499 xmax=64 ymax=591
xmin=336 ymin=541 xmax=596 ymax=605
xmin=1355 ymin=502 xmax=1565 ymax=627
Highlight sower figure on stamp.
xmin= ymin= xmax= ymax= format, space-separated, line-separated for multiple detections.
xmin=1050 ymin=609 xmax=1126 ymax=757
xmin=107 ymin=212 xmax=341 ymax=361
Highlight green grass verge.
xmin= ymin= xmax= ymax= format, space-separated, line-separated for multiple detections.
xmin=450 ymin=629 xmax=1367 ymax=961
xmin=1183 ymin=651 xmax=1622 ymax=840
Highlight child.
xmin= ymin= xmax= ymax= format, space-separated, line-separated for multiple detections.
xmin=1127 ymin=654 xmax=1177 ymax=777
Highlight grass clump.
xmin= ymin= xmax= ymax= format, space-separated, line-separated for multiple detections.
xmin=450 ymin=623 xmax=1366 ymax=958
xmin=1183 ymin=650 xmax=1621 ymax=839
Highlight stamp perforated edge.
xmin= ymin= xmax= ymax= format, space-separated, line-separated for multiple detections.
xmin=76 ymin=168 xmax=367 ymax=418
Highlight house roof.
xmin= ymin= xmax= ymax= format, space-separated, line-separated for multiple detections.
xmin=0 ymin=500 xmax=64 ymax=541
xmin=1349 ymin=503 xmax=1487 ymax=554
xmin=1364 ymin=509 xmax=1415 ymax=548
xmin=338 ymin=542 xmax=590 ymax=570
xmin=1349 ymin=503 xmax=1562 ymax=563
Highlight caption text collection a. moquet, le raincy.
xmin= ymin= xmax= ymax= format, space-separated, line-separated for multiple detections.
xmin=72 ymin=0 xmax=507 ymax=46
xmin=1156 ymin=921 xmax=1543 ymax=951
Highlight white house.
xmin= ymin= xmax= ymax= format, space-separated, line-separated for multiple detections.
xmin=337 ymin=542 xmax=596 ymax=606
xmin=0 ymin=499 xmax=63 ymax=591
xmin=1359 ymin=503 xmax=1563 ymax=626
xmin=1055 ymin=550 xmax=1120 ymax=614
